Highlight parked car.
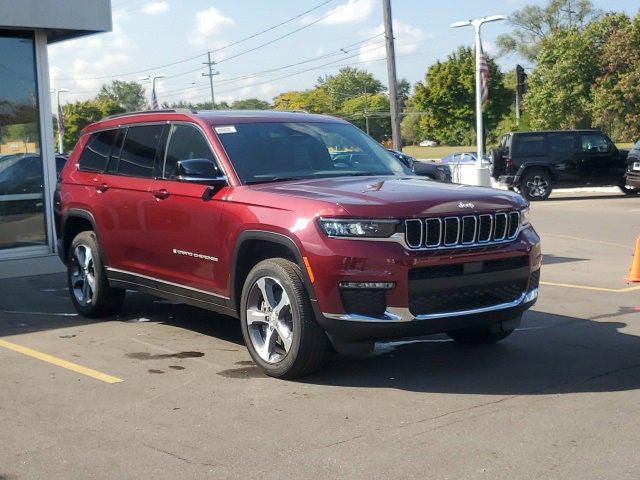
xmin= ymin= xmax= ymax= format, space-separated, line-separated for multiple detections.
xmin=491 ymin=130 xmax=632 ymax=200
xmin=419 ymin=139 xmax=438 ymax=147
xmin=441 ymin=152 xmax=490 ymax=165
xmin=387 ymin=149 xmax=452 ymax=183
xmin=56 ymin=109 xmax=541 ymax=378
xmin=625 ymin=140 xmax=640 ymax=189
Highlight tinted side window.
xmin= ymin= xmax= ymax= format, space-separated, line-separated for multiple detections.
xmin=548 ymin=133 xmax=575 ymax=153
xmin=78 ymin=130 xmax=117 ymax=172
xmin=106 ymin=128 xmax=126 ymax=173
xmin=163 ymin=124 xmax=217 ymax=179
xmin=117 ymin=125 xmax=165 ymax=178
xmin=514 ymin=135 xmax=546 ymax=156
xmin=581 ymin=133 xmax=609 ymax=153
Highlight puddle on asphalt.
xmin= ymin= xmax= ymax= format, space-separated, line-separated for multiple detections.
xmin=126 ymin=351 xmax=204 ymax=360
xmin=217 ymin=361 xmax=264 ymax=379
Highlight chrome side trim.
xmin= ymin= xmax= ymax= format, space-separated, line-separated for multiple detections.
xmin=322 ymin=288 xmax=538 ymax=323
xmin=106 ymin=267 xmax=230 ymax=300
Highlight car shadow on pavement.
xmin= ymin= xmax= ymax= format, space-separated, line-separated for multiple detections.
xmin=304 ymin=309 xmax=640 ymax=396
xmin=547 ymin=193 xmax=632 ymax=201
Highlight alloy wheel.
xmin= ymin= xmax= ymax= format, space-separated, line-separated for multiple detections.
xmin=70 ymin=244 xmax=96 ymax=306
xmin=526 ymin=175 xmax=549 ymax=198
xmin=245 ymin=276 xmax=294 ymax=363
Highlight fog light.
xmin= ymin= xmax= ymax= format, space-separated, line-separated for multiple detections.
xmin=339 ymin=281 xmax=395 ymax=290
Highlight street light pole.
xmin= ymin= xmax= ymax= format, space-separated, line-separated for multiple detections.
xmin=450 ymin=15 xmax=506 ymax=171
xmin=51 ymin=88 xmax=68 ymax=154
xmin=382 ymin=0 xmax=402 ymax=151
xmin=139 ymin=74 xmax=166 ymax=110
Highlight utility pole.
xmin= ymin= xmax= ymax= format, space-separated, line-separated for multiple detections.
xmin=51 ymin=88 xmax=68 ymax=154
xmin=203 ymin=51 xmax=220 ymax=109
xmin=363 ymin=88 xmax=370 ymax=135
xmin=382 ymin=0 xmax=402 ymax=151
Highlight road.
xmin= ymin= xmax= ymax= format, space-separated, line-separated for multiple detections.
xmin=1 ymin=191 xmax=639 ymax=479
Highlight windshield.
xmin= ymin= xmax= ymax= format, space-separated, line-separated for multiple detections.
xmin=214 ymin=122 xmax=412 ymax=184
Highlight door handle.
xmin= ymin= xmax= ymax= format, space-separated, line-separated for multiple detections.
xmin=152 ymin=189 xmax=170 ymax=200
xmin=95 ymin=183 xmax=109 ymax=193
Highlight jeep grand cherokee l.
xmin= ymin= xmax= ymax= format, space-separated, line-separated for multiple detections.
xmin=55 ymin=110 xmax=541 ymax=378
xmin=491 ymin=130 xmax=633 ymax=200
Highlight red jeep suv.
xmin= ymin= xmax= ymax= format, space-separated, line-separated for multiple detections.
xmin=55 ymin=109 xmax=541 ymax=378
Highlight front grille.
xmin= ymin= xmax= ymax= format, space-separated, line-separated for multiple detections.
xmin=409 ymin=256 xmax=529 ymax=281
xmin=409 ymin=280 xmax=526 ymax=315
xmin=529 ymin=269 xmax=541 ymax=290
xmin=340 ymin=289 xmax=386 ymax=317
xmin=405 ymin=211 xmax=521 ymax=250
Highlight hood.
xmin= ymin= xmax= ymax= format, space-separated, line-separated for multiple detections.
xmin=247 ymin=176 xmax=526 ymax=217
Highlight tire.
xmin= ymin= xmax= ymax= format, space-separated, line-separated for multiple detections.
xmin=240 ymin=258 xmax=329 ymax=378
xmin=67 ymin=231 xmax=125 ymax=318
xmin=619 ymin=183 xmax=639 ymax=195
xmin=489 ymin=148 xmax=504 ymax=179
xmin=446 ymin=315 xmax=520 ymax=345
xmin=519 ymin=169 xmax=553 ymax=201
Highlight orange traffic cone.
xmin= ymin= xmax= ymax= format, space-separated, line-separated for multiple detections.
xmin=627 ymin=237 xmax=640 ymax=283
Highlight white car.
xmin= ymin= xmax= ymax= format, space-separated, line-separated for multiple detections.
xmin=419 ymin=139 xmax=438 ymax=147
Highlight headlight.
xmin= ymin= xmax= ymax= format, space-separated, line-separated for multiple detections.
xmin=318 ymin=218 xmax=399 ymax=238
xmin=520 ymin=207 xmax=530 ymax=227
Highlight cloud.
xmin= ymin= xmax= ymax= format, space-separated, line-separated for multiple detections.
xmin=141 ymin=1 xmax=169 ymax=15
xmin=358 ymin=20 xmax=428 ymax=63
xmin=302 ymin=0 xmax=375 ymax=26
xmin=188 ymin=7 xmax=234 ymax=46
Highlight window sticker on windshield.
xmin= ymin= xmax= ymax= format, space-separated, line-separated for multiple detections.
xmin=215 ymin=125 xmax=237 ymax=134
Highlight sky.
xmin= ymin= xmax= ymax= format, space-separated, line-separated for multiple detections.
xmin=49 ymin=0 xmax=640 ymax=108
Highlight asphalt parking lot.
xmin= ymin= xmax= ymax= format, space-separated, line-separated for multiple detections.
xmin=1 ymin=190 xmax=639 ymax=480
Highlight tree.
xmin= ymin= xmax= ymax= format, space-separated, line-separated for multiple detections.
xmin=230 ymin=98 xmax=271 ymax=110
xmin=589 ymin=13 xmax=640 ymax=140
xmin=340 ymin=93 xmax=390 ymax=141
xmin=272 ymin=89 xmax=334 ymax=113
xmin=61 ymin=98 xmax=124 ymax=151
xmin=524 ymin=14 xmax=625 ymax=131
xmin=497 ymin=0 xmax=600 ymax=61
xmin=316 ymin=67 xmax=384 ymax=108
xmin=411 ymin=47 xmax=511 ymax=146
xmin=97 ymin=80 xmax=147 ymax=112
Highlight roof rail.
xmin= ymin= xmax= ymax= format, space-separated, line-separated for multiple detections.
xmin=103 ymin=108 xmax=198 ymax=120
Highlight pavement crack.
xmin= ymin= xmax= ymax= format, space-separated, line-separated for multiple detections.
xmin=144 ymin=444 xmax=216 ymax=467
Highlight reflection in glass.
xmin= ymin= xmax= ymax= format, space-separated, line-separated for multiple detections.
xmin=0 ymin=30 xmax=45 ymax=250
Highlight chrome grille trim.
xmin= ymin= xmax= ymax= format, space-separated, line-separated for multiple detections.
xmin=403 ymin=211 xmax=522 ymax=251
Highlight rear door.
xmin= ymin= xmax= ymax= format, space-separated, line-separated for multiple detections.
xmin=142 ymin=122 xmax=228 ymax=297
xmin=95 ymin=123 xmax=167 ymax=275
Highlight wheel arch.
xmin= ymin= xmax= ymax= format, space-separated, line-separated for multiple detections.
xmin=59 ymin=209 xmax=106 ymax=265
xmin=229 ymin=230 xmax=316 ymax=316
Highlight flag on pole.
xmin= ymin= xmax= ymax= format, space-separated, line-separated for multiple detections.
xmin=57 ymin=101 xmax=65 ymax=135
xmin=151 ymin=87 xmax=159 ymax=110
xmin=479 ymin=44 xmax=489 ymax=104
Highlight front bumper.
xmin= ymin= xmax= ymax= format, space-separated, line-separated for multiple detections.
xmin=309 ymin=227 xmax=541 ymax=343
xmin=625 ymin=170 xmax=640 ymax=188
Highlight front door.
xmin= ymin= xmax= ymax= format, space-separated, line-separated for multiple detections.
xmin=143 ymin=122 xmax=228 ymax=297
xmin=578 ymin=132 xmax=622 ymax=185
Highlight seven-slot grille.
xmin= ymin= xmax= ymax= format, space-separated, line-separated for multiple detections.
xmin=404 ymin=211 xmax=520 ymax=249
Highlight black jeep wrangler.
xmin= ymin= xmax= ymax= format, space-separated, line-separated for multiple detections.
xmin=491 ymin=130 xmax=635 ymax=200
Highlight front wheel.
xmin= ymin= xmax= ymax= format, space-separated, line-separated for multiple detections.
xmin=519 ymin=170 xmax=552 ymax=201
xmin=619 ymin=182 xmax=639 ymax=195
xmin=240 ymin=258 xmax=329 ymax=378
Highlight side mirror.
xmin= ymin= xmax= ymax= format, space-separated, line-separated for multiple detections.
xmin=176 ymin=158 xmax=226 ymax=187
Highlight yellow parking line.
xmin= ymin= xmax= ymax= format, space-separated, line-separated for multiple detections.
xmin=541 ymin=281 xmax=640 ymax=293
xmin=0 ymin=339 xmax=123 ymax=384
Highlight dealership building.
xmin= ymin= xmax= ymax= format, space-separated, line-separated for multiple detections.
xmin=0 ymin=0 xmax=111 ymax=273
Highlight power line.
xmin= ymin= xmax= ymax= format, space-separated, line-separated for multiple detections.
xmin=57 ymin=0 xmax=338 ymax=82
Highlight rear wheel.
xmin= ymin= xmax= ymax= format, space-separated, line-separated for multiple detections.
xmin=519 ymin=169 xmax=552 ymax=201
xmin=67 ymin=231 xmax=125 ymax=318
xmin=240 ymin=258 xmax=329 ymax=378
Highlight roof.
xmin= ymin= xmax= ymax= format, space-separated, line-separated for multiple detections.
xmin=508 ymin=129 xmax=602 ymax=135
xmin=84 ymin=109 xmax=348 ymax=134
xmin=0 ymin=0 xmax=112 ymax=43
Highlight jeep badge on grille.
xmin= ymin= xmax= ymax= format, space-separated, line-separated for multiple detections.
xmin=458 ymin=202 xmax=475 ymax=209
